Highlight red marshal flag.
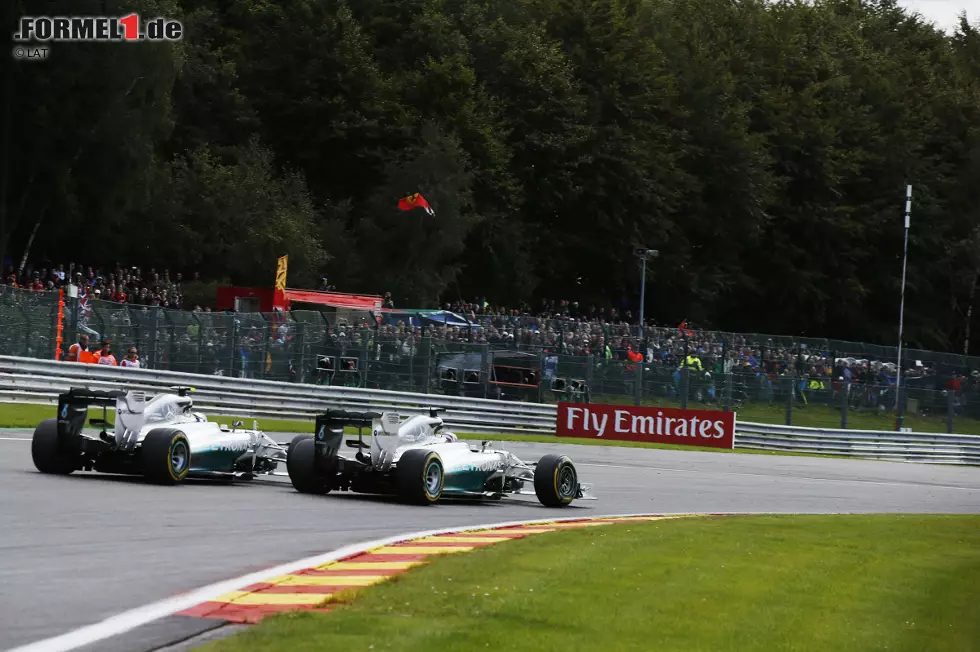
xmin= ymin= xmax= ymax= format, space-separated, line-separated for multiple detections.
xmin=397 ymin=192 xmax=435 ymax=216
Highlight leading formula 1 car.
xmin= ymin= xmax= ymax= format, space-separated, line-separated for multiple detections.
xmin=31 ymin=387 xmax=291 ymax=483
xmin=286 ymin=408 xmax=595 ymax=506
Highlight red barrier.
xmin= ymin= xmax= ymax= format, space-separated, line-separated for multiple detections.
xmin=556 ymin=402 xmax=735 ymax=449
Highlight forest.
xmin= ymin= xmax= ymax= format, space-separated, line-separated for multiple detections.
xmin=2 ymin=0 xmax=979 ymax=353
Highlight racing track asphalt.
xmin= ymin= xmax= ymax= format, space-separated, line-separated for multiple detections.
xmin=1 ymin=428 xmax=979 ymax=651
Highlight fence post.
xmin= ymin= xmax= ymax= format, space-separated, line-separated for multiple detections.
xmin=229 ymin=315 xmax=237 ymax=377
xmin=359 ymin=328 xmax=368 ymax=388
xmin=586 ymin=355 xmax=595 ymax=397
xmin=192 ymin=312 xmax=204 ymax=375
xmin=633 ymin=360 xmax=642 ymax=407
xmin=424 ymin=335 xmax=432 ymax=394
xmin=481 ymin=344 xmax=490 ymax=399
xmin=167 ymin=310 xmax=176 ymax=373
xmin=840 ymin=381 xmax=848 ymax=429
xmin=538 ymin=349 xmax=545 ymax=404
xmin=785 ymin=371 xmax=793 ymax=426
xmin=407 ymin=337 xmax=415 ymax=392
xmin=946 ymin=389 xmax=954 ymax=434
xmin=723 ymin=371 xmax=733 ymax=412
xmin=679 ymin=367 xmax=689 ymax=409
xmin=895 ymin=376 xmax=905 ymax=431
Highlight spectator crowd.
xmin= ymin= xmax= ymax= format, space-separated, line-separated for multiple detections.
xmin=2 ymin=261 xmax=195 ymax=310
xmin=2 ymin=262 xmax=978 ymax=412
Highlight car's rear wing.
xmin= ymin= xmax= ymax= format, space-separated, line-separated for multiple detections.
xmin=311 ymin=409 xmax=383 ymax=463
xmin=315 ymin=408 xmax=383 ymax=430
xmin=57 ymin=388 xmax=126 ymax=437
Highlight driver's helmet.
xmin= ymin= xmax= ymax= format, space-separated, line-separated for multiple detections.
xmin=442 ymin=432 xmax=458 ymax=442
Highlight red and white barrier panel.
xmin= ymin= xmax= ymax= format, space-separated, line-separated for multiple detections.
xmin=556 ymin=402 xmax=735 ymax=449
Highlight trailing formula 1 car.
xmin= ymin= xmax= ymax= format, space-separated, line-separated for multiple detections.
xmin=286 ymin=408 xmax=595 ymax=506
xmin=31 ymin=387 xmax=291 ymax=484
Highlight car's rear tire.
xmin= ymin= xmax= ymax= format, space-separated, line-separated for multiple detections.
xmin=534 ymin=454 xmax=578 ymax=507
xmin=142 ymin=428 xmax=191 ymax=484
xmin=32 ymin=418 xmax=76 ymax=475
xmin=287 ymin=437 xmax=332 ymax=494
xmin=397 ymin=449 xmax=444 ymax=505
xmin=287 ymin=434 xmax=313 ymax=459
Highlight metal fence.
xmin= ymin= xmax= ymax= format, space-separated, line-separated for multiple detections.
xmin=2 ymin=285 xmax=980 ymax=435
xmin=2 ymin=356 xmax=978 ymax=465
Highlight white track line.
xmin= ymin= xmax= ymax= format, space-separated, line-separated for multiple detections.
xmin=0 ymin=437 xmax=30 ymax=441
xmin=8 ymin=511 xmax=731 ymax=652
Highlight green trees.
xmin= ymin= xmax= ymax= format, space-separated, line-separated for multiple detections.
xmin=2 ymin=0 xmax=978 ymax=352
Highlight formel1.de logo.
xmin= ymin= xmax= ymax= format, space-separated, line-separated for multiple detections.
xmin=12 ymin=13 xmax=182 ymax=59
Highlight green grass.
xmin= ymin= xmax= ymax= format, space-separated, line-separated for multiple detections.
xmin=201 ymin=515 xmax=980 ymax=652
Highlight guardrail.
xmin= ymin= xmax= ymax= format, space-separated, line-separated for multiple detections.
xmin=0 ymin=356 xmax=555 ymax=435
xmin=1 ymin=356 xmax=978 ymax=464
xmin=735 ymin=422 xmax=980 ymax=465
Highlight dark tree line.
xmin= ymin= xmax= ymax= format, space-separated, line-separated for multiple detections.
xmin=3 ymin=0 xmax=980 ymax=353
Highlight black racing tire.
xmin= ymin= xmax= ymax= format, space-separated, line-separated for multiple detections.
xmin=287 ymin=434 xmax=313 ymax=459
xmin=533 ymin=454 xmax=578 ymax=507
xmin=141 ymin=428 xmax=191 ymax=485
xmin=396 ymin=449 xmax=444 ymax=505
xmin=31 ymin=418 xmax=76 ymax=475
xmin=287 ymin=437 xmax=331 ymax=494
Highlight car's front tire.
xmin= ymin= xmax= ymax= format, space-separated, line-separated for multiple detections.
xmin=31 ymin=418 xmax=76 ymax=475
xmin=142 ymin=428 xmax=191 ymax=484
xmin=397 ymin=449 xmax=444 ymax=505
xmin=287 ymin=437 xmax=332 ymax=494
xmin=533 ymin=454 xmax=578 ymax=507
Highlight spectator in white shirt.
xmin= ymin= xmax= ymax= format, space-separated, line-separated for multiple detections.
xmin=120 ymin=347 xmax=141 ymax=368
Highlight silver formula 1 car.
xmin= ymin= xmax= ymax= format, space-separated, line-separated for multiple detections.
xmin=31 ymin=387 xmax=290 ymax=483
xmin=286 ymin=408 xmax=595 ymax=506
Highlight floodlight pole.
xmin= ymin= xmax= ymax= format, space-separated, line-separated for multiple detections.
xmin=634 ymin=248 xmax=658 ymax=407
xmin=639 ymin=256 xmax=647 ymax=342
xmin=896 ymin=185 xmax=911 ymax=431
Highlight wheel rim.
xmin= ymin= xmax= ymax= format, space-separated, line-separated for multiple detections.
xmin=171 ymin=440 xmax=189 ymax=474
xmin=425 ymin=460 xmax=442 ymax=497
xmin=557 ymin=464 xmax=577 ymax=499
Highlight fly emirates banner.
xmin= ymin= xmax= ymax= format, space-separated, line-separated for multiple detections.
xmin=556 ymin=402 xmax=735 ymax=449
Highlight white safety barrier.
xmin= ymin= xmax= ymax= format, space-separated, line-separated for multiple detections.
xmin=1 ymin=356 xmax=978 ymax=464
xmin=735 ymin=422 xmax=980 ymax=465
xmin=0 ymin=356 xmax=554 ymax=435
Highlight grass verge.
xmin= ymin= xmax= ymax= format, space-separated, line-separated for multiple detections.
xmin=201 ymin=515 xmax=980 ymax=652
